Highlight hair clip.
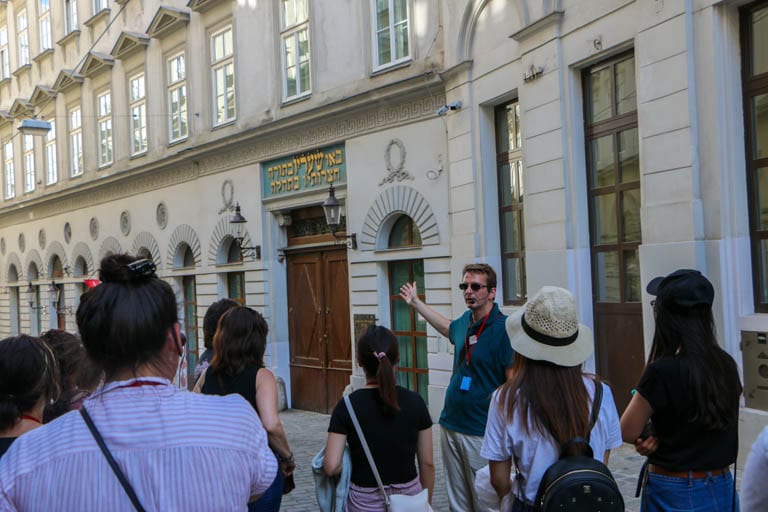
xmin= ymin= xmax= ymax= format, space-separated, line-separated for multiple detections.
xmin=126 ymin=259 xmax=157 ymax=279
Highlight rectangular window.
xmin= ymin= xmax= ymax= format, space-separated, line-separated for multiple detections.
xmin=23 ymin=135 xmax=34 ymax=192
xmin=45 ymin=120 xmax=57 ymax=184
xmin=65 ymin=0 xmax=78 ymax=33
xmin=211 ymin=26 xmax=235 ymax=125
xmin=227 ymin=272 xmax=245 ymax=305
xmin=69 ymin=108 xmax=82 ymax=177
xmin=129 ymin=74 xmax=147 ymax=155
xmin=743 ymin=2 xmax=768 ymax=310
xmin=39 ymin=0 xmax=51 ymax=50
xmin=93 ymin=0 xmax=106 ymax=14
xmin=584 ymin=53 xmax=640 ymax=304
xmin=97 ymin=91 xmax=113 ymax=166
xmin=280 ymin=0 xmax=311 ymax=100
xmin=0 ymin=27 xmax=10 ymax=79
xmin=17 ymin=10 xmax=29 ymax=67
xmin=167 ymin=53 xmax=188 ymax=142
xmin=389 ymin=260 xmax=428 ymax=403
xmin=372 ymin=0 xmax=409 ymax=69
xmin=4 ymin=141 xmax=14 ymax=198
xmin=182 ymin=275 xmax=198 ymax=389
xmin=495 ymin=101 xmax=526 ymax=304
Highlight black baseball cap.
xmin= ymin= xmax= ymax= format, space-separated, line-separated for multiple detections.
xmin=646 ymin=269 xmax=714 ymax=308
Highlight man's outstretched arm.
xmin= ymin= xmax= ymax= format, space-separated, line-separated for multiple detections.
xmin=399 ymin=282 xmax=450 ymax=338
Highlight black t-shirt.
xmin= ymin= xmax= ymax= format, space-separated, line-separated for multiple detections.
xmin=636 ymin=354 xmax=741 ymax=471
xmin=328 ymin=387 xmax=432 ymax=487
xmin=0 ymin=437 xmax=16 ymax=459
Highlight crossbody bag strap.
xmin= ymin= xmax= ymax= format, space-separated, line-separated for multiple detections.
xmin=80 ymin=407 xmax=147 ymax=512
xmin=343 ymin=394 xmax=390 ymax=507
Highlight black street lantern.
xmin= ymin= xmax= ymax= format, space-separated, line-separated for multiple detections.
xmin=228 ymin=203 xmax=261 ymax=259
xmin=322 ymin=183 xmax=356 ymax=249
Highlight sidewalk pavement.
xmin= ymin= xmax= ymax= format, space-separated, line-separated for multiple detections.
xmin=278 ymin=408 xmax=650 ymax=511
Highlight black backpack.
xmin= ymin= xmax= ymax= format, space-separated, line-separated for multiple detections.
xmin=531 ymin=381 xmax=624 ymax=512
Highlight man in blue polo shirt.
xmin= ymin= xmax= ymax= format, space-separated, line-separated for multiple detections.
xmin=400 ymin=263 xmax=513 ymax=511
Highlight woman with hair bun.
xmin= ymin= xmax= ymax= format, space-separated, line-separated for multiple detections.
xmin=0 ymin=254 xmax=277 ymax=511
xmin=323 ymin=324 xmax=435 ymax=511
xmin=0 ymin=335 xmax=59 ymax=459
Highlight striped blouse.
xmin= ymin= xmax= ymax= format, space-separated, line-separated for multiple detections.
xmin=0 ymin=377 xmax=277 ymax=511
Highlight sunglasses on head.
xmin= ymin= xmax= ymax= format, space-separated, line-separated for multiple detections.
xmin=459 ymin=282 xmax=489 ymax=292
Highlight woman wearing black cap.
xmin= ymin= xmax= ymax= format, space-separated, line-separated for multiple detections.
xmin=621 ymin=269 xmax=742 ymax=511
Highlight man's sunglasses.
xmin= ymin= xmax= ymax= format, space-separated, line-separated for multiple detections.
xmin=459 ymin=283 xmax=490 ymax=292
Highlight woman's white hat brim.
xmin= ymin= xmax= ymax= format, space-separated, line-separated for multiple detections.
xmin=505 ymin=307 xmax=594 ymax=367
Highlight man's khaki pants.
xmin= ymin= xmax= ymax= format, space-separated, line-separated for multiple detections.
xmin=440 ymin=426 xmax=486 ymax=512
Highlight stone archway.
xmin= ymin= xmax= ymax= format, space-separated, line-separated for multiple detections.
xmin=359 ymin=185 xmax=440 ymax=251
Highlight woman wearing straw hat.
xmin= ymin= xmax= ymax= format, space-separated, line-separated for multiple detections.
xmin=620 ymin=269 xmax=741 ymax=511
xmin=480 ymin=286 xmax=622 ymax=511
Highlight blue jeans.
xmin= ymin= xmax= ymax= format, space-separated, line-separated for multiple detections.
xmin=249 ymin=453 xmax=283 ymax=512
xmin=642 ymin=471 xmax=739 ymax=512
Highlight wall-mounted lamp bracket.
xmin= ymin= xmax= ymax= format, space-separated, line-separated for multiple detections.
xmin=229 ymin=203 xmax=262 ymax=260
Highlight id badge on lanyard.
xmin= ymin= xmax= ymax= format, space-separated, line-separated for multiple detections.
xmin=461 ymin=313 xmax=490 ymax=392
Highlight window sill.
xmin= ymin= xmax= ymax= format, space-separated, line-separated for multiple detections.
xmin=57 ymin=30 xmax=80 ymax=47
xmin=371 ymin=58 xmax=412 ymax=77
xmin=97 ymin=162 xmax=113 ymax=170
xmin=84 ymin=8 xmax=110 ymax=28
xmin=12 ymin=64 xmax=31 ymax=78
xmin=212 ymin=118 xmax=236 ymax=130
xmin=129 ymin=150 xmax=147 ymax=160
xmin=168 ymin=136 xmax=188 ymax=148
xmin=33 ymin=48 xmax=54 ymax=64
xmin=281 ymin=92 xmax=311 ymax=107
xmin=0 ymin=77 xmax=11 ymax=87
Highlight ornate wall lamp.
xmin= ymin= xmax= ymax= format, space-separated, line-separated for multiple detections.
xmin=26 ymin=282 xmax=47 ymax=314
xmin=322 ymin=184 xmax=357 ymax=250
xmin=229 ymin=203 xmax=262 ymax=260
xmin=50 ymin=281 xmax=73 ymax=315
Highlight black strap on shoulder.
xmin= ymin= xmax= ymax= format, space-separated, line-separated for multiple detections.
xmin=588 ymin=379 xmax=603 ymax=443
xmin=80 ymin=407 xmax=147 ymax=512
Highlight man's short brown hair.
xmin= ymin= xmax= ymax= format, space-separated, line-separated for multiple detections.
xmin=461 ymin=263 xmax=497 ymax=289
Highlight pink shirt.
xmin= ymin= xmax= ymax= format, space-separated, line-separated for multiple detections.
xmin=0 ymin=377 xmax=277 ymax=511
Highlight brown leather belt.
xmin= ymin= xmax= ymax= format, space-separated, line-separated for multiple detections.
xmin=648 ymin=464 xmax=729 ymax=479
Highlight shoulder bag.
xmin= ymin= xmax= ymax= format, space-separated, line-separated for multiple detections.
xmin=343 ymin=395 xmax=432 ymax=512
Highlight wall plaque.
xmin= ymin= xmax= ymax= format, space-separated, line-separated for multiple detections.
xmin=262 ymin=143 xmax=346 ymax=199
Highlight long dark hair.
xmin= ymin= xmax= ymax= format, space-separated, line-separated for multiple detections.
xmin=649 ymin=301 xmax=740 ymax=429
xmin=0 ymin=335 xmax=60 ymax=430
xmin=357 ymin=325 xmax=400 ymax=414
xmin=76 ymin=254 xmax=178 ymax=379
xmin=210 ymin=306 xmax=268 ymax=376
xmin=498 ymin=352 xmax=591 ymax=448
xmin=40 ymin=329 xmax=102 ymax=422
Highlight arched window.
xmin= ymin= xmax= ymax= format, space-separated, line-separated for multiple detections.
xmin=227 ymin=239 xmax=243 ymax=263
xmin=388 ymin=215 xmax=421 ymax=248
xmin=183 ymin=245 xmax=195 ymax=267
xmin=50 ymin=256 xmax=63 ymax=279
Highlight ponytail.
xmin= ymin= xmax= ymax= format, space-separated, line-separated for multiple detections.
xmin=357 ymin=325 xmax=401 ymax=414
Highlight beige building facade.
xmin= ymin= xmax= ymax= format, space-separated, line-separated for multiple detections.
xmin=0 ymin=0 xmax=766 ymax=453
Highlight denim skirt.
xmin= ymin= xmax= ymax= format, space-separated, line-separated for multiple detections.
xmin=641 ymin=470 xmax=739 ymax=512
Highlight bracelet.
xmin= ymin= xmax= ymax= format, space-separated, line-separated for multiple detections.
xmin=279 ymin=452 xmax=294 ymax=464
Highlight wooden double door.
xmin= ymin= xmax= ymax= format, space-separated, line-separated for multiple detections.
xmin=287 ymin=249 xmax=352 ymax=413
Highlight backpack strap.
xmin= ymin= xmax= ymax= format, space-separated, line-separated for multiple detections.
xmin=559 ymin=379 xmax=603 ymax=457
xmin=587 ymin=379 xmax=603 ymax=443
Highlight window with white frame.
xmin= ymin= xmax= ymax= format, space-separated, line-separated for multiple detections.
xmin=211 ymin=26 xmax=235 ymax=125
xmin=93 ymin=0 xmax=107 ymax=14
xmin=97 ymin=91 xmax=113 ymax=166
xmin=167 ymin=53 xmax=188 ymax=142
xmin=280 ymin=0 xmax=311 ymax=100
xmin=17 ymin=10 xmax=29 ymax=67
xmin=372 ymin=0 xmax=409 ymax=69
xmin=39 ymin=0 xmax=51 ymax=51
xmin=4 ymin=141 xmax=14 ymax=198
xmin=65 ymin=0 xmax=78 ymax=33
xmin=45 ymin=120 xmax=57 ymax=184
xmin=129 ymin=73 xmax=147 ymax=155
xmin=0 ymin=27 xmax=9 ymax=80
xmin=70 ymin=108 xmax=82 ymax=177
xmin=23 ymin=135 xmax=34 ymax=192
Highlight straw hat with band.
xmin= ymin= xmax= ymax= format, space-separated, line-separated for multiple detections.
xmin=506 ymin=286 xmax=594 ymax=368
